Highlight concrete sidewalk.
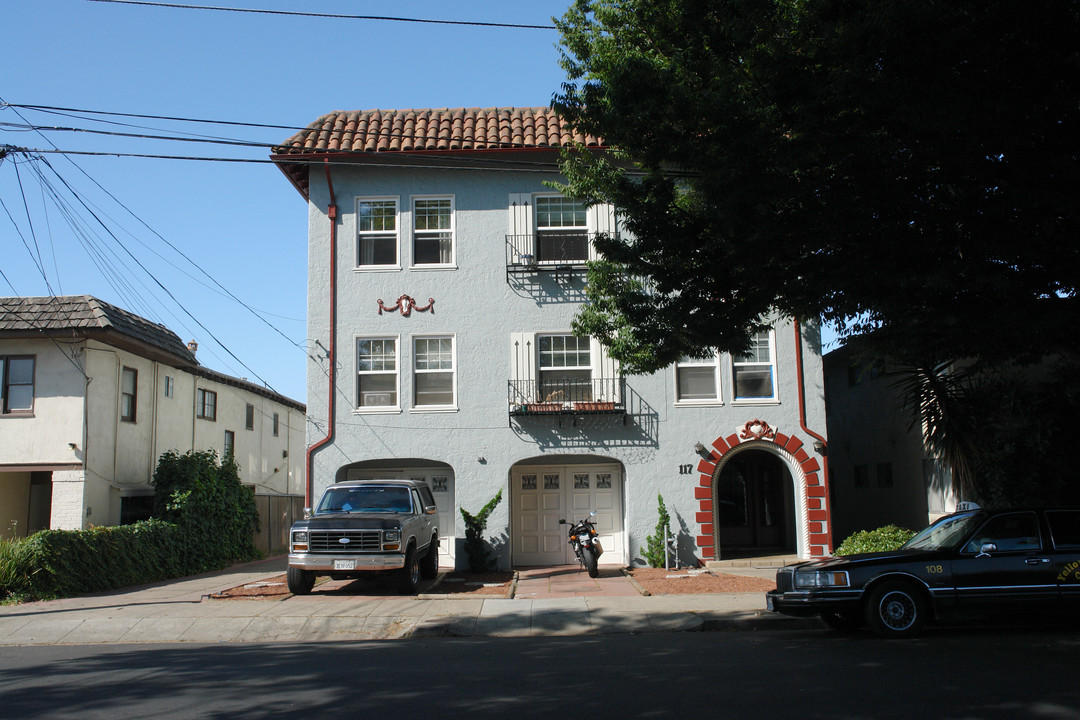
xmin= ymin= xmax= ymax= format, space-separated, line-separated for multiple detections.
xmin=0 ymin=557 xmax=818 ymax=645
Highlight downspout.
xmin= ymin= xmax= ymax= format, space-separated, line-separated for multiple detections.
xmin=793 ymin=319 xmax=833 ymax=552
xmin=305 ymin=158 xmax=338 ymax=507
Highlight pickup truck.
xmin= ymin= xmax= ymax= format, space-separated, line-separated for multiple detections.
xmin=287 ymin=478 xmax=440 ymax=595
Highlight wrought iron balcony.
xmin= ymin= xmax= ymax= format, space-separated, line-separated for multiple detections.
xmin=505 ymin=232 xmax=613 ymax=280
xmin=507 ymin=377 xmax=626 ymax=419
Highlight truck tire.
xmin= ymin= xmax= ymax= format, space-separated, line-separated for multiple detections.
xmin=398 ymin=544 xmax=420 ymax=594
xmin=287 ymin=566 xmax=315 ymax=595
xmin=420 ymin=538 xmax=439 ymax=580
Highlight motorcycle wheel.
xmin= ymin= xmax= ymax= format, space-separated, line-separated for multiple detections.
xmin=583 ymin=547 xmax=599 ymax=578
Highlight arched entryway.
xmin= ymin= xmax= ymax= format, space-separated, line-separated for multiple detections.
xmin=715 ymin=448 xmax=795 ymax=552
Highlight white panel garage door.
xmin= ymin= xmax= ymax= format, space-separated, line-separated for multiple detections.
xmin=511 ymin=464 xmax=623 ymax=566
xmin=346 ymin=467 xmax=455 ymax=568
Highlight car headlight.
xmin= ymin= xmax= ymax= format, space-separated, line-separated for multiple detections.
xmin=383 ymin=530 xmax=400 ymax=543
xmin=292 ymin=531 xmax=308 ymax=543
xmin=794 ymin=570 xmax=850 ymax=589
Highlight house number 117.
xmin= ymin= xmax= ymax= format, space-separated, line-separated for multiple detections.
xmin=678 ymin=464 xmax=694 ymax=475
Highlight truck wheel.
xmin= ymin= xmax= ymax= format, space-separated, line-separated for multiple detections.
xmin=419 ymin=539 xmax=439 ymax=580
xmin=398 ymin=545 xmax=420 ymax=594
xmin=864 ymin=580 xmax=926 ymax=638
xmin=287 ymin=566 xmax=315 ymax=595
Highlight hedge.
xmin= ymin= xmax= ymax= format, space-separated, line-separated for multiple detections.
xmin=834 ymin=524 xmax=917 ymax=556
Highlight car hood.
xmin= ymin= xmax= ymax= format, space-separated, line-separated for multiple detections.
xmin=293 ymin=513 xmax=404 ymax=530
xmin=791 ymin=549 xmax=949 ymax=570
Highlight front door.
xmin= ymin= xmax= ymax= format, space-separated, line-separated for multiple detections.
xmin=511 ymin=464 xmax=623 ymax=566
xmin=716 ymin=450 xmax=789 ymax=550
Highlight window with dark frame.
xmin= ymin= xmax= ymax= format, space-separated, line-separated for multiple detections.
xmin=1 ymin=355 xmax=35 ymax=414
xmin=121 ymin=367 xmax=137 ymax=422
xmin=245 ymin=403 xmax=254 ymax=430
xmin=197 ymin=388 xmax=217 ymax=420
xmin=273 ymin=412 xmax=279 ymax=436
xmin=224 ymin=429 xmax=235 ymax=458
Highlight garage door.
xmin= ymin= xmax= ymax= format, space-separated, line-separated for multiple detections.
xmin=511 ymin=464 xmax=623 ymax=566
xmin=346 ymin=467 xmax=455 ymax=568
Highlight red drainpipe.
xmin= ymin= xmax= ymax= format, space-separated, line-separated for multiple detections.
xmin=305 ymin=159 xmax=338 ymax=507
xmin=793 ymin=319 xmax=833 ymax=552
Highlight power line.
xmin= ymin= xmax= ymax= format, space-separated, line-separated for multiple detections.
xmin=86 ymin=0 xmax=557 ymax=30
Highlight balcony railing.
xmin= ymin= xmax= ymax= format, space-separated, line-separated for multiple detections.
xmin=506 ymin=232 xmax=613 ymax=278
xmin=508 ymin=377 xmax=626 ymax=418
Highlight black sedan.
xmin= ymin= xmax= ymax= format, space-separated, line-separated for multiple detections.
xmin=766 ymin=506 xmax=1080 ymax=637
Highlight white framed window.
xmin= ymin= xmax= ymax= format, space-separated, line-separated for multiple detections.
xmin=538 ymin=334 xmax=593 ymax=402
xmin=164 ymin=375 xmax=174 ymax=398
xmin=674 ymin=354 xmax=721 ymax=404
xmin=121 ymin=367 xmax=138 ymax=422
xmin=197 ymin=388 xmax=217 ymax=420
xmin=535 ymin=196 xmax=588 ymax=263
xmin=357 ymin=337 xmax=399 ymax=410
xmin=733 ymin=329 xmax=777 ymax=402
xmin=224 ymin=429 xmax=235 ymax=458
xmin=357 ymin=197 xmax=399 ymax=267
xmin=413 ymin=336 xmax=456 ymax=409
xmin=0 ymin=355 xmax=35 ymax=415
xmin=412 ymin=196 xmax=454 ymax=266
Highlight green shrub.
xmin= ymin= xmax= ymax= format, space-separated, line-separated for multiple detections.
xmin=643 ymin=494 xmax=672 ymax=568
xmin=1 ymin=449 xmax=261 ymax=603
xmin=460 ymin=490 xmax=503 ymax=573
xmin=834 ymin=525 xmax=917 ymax=556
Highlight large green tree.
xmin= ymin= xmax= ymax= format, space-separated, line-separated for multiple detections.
xmin=553 ymin=0 xmax=1080 ymax=373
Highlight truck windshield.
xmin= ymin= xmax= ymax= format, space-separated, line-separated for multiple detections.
xmin=316 ymin=486 xmax=412 ymax=514
xmin=902 ymin=512 xmax=982 ymax=551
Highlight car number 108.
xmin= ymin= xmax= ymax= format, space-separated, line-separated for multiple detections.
xmin=925 ymin=564 xmax=944 ymax=574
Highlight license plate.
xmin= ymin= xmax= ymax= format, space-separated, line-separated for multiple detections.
xmin=333 ymin=560 xmax=356 ymax=571
xmin=766 ymin=595 xmax=775 ymax=611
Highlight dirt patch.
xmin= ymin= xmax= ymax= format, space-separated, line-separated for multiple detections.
xmin=209 ymin=574 xmax=291 ymax=599
xmin=629 ymin=568 xmax=776 ymax=595
xmin=422 ymin=572 xmax=515 ymax=597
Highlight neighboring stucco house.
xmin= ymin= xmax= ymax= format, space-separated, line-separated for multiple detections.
xmin=272 ymin=106 xmax=831 ymax=568
xmin=0 ymin=296 xmax=307 ymax=551
xmin=823 ymin=345 xmax=959 ymax=543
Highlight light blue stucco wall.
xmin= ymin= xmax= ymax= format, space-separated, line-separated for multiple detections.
xmin=304 ymin=157 xmax=828 ymax=568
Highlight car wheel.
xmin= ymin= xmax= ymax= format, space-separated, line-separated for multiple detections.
xmin=864 ymin=580 xmax=926 ymax=638
xmin=820 ymin=611 xmax=861 ymax=632
xmin=419 ymin=539 xmax=439 ymax=580
xmin=286 ymin=566 xmax=315 ymax=595
xmin=398 ymin=545 xmax=420 ymax=594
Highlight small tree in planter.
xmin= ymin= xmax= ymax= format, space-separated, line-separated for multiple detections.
xmin=643 ymin=494 xmax=672 ymax=568
xmin=460 ymin=490 xmax=503 ymax=572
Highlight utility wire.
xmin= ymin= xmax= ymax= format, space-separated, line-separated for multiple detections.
xmin=86 ymin=0 xmax=557 ymax=30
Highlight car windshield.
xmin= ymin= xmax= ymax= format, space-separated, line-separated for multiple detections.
xmin=902 ymin=512 xmax=982 ymax=551
xmin=316 ymin=486 xmax=412 ymax=514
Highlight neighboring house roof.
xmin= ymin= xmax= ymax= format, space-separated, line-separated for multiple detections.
xmin=272 ymin=106 xmax=605 ymax=199
xmin=0 ymin=295 xmax=305 ymax=411
xmin=0 ymin=295 xmax=198 ymax=367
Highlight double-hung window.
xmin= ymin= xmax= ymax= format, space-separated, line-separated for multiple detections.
xmin=413 ymin=336 xmax=455 ymax=408
xmin=0 ymin=356 xmax=35 ymax=414
xmin=675 ymin=354 xmax=721 ymax=404
xmin=412 ymin=197 xmax=454 ymax=266
xmin=224 ymin=430 xmax=235 ymax=458
xmin=733 ymin=329 xmax=777 ymax=401
xmin=538 ymin=335 xmax=592 ymax=402
xmin=357 ymin=198 xmax=398 ymax=267
xmin=197 ymin=388 xmax=217 ymax=420
xmin=121 ymin=367 xmax=137 ymax=422
xmin=357 ymin=337 xmax=398 ymax=409
xmin=535 ymin=196 xmax=588 ymax=263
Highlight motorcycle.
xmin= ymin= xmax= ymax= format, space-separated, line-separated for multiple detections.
xmin=560 ymin=510 xmax=603 ymax=578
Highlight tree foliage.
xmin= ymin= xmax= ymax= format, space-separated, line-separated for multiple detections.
xmin=642 ymin=494 xmax=672 ymax=568
xmin=553 ymin=0 xmax=1080 ymax=373
xmin=460 ymin=490 xmax=504 ymax=573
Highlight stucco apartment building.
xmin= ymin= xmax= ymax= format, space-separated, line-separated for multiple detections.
xmin=272 ymin=107 xmax=832 ymax=569
xmin=0 ymin=296 xmax=306 ymax=551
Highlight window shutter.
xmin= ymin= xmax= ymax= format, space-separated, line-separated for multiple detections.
xmin=509 ymin=332 xmax=538 ymax=404
xmin=587 ymin=202 xmax=617 ymax=261
xmin=508 ymin=193 xmax=533 ymax=263
xmin=590 ymin=336 xmax=622 ymax=403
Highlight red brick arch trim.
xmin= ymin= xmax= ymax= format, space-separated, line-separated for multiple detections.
xmin=693 ymin=424 xmax=831 ymax=560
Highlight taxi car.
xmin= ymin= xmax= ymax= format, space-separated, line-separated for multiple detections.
xmin=766 ymin=505 xmax=1080 ymax=637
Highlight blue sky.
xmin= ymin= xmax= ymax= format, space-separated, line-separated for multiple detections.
xmin=2 ymin=0 xmax=574 ymax=402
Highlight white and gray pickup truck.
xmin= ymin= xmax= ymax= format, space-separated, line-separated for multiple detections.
xmin=287 ymin=478 xmax=440 ymax=595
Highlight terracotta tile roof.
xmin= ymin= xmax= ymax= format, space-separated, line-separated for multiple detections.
xmin=0 ymin=295 xmax=198 ymax=365
xmin=275 ymin=106 xmax=603 ymax=155
xmin=272 ymin=107 xmax=604 ymax=198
